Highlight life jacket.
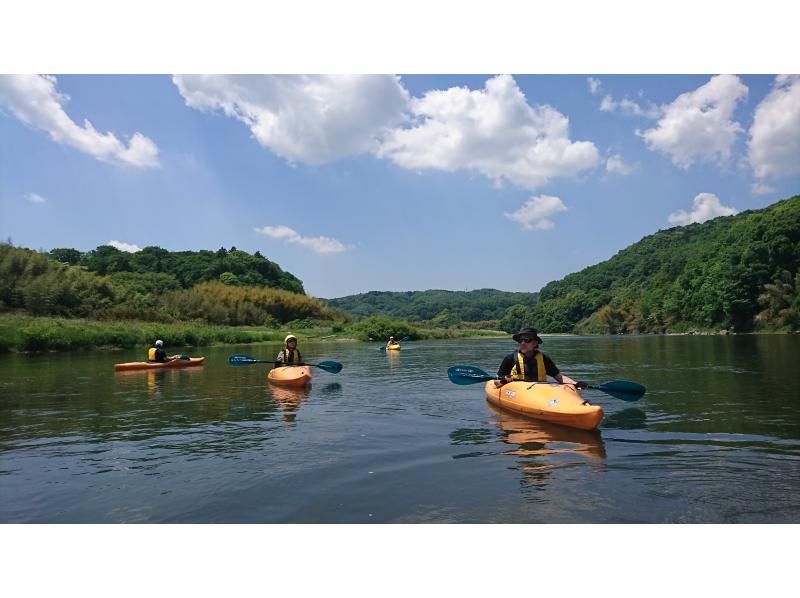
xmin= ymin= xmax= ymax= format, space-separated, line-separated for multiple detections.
xmin=148 ymin=347 xmax=157 ymax=361
xmin=280 ymin=348 xmax=302 ymax=364
xmin=511 ymin=350 xmax=547 ymax=382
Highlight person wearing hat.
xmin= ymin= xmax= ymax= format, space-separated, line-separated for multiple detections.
xmin=148 ymin=339 xmax=179 ymax=363
xmin=275 ymin=333 xmax=304 ymax=367
xmin=386 ymin=335 xmax=398 ymax=349
xmin=496 ymin=328 xmax=586 ymax=388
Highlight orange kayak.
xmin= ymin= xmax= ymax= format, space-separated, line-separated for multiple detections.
xmin=268 ymin=365 xmax=312 ymax=387
xmin=114 ymin=357 xmax=205 ymax=372
xmin=484 ymin=380 xmax=603 ymax=431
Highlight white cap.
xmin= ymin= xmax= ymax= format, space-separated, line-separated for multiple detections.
xmin=155 ymin=340 xmax=164 ymax=347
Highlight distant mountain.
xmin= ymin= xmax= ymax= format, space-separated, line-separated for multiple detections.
xmin=500 ymin=195 xmax=800 ymax=333
xmin=324 ymin=288 xmax=539 ymax=325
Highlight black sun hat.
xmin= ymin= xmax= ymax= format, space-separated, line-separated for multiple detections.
xmin=512 ymin=327 xmax=543 ymax=344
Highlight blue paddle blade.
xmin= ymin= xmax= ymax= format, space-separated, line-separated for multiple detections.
xmin=448 ymin=365 xmax=496 ymax=385
xmin=590 ymin=380 xmax=646 ymax=401
xmin=229 ymin=354 xmax=258 ymax=365
xmin=314 ymin=361 xmax=343 ymax=374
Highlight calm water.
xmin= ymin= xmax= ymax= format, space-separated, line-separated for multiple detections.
xmin=1 ymin=335 xmax=799 ymax=523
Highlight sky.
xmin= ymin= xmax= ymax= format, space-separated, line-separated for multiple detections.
xmin=1 ymin=4 xmax=799 ymax=303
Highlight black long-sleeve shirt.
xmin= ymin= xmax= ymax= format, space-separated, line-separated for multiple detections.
xmin=497 ymin=350 xmax=560 ymax=381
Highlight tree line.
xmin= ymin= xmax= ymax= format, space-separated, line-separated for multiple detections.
xmin=0 ymin=243 xmax=347 ymax=326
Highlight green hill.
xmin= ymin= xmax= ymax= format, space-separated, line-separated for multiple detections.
xmin=499 ymin=195 xmax=800 ymax=334
xmin=324 ymin=288 xmax=539 ymax=326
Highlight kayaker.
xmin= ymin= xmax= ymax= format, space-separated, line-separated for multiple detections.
xmin=148 ymin=339 xmax=179 ymax=363
xmin=495 ymin=327 xmax=587 ymax=388
xmin=275 ymin=334 xmax=304 ymax=367
xmin=386 ymin=336 xmax=398 ymax=348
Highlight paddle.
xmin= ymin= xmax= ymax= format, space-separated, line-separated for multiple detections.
xmin=379 ymin=336 xmax=410 ymax=351
xmin=228 ymin=354 xmax=343 ymax=374
xmin=447 ymin=365 xmax=646 ymax=401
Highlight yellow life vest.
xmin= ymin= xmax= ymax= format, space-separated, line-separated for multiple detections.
xmin=148 ymin=347 xmax=157 ymax=361
xmin=511 ymin=351 xmax=547 ymax=382
xmin=281 ymin=348 xmax=302 ymax=364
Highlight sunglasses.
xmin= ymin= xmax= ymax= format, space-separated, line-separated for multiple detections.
xmin=518 ymin=337 xmax=536 ymax=344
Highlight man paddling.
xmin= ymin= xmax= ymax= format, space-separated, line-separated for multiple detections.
xmin=496 ymin=327 xmax=587 ymax=389
xmin=275 ymin=334 xmax=304 ymax=367
xmin=148 ymin=339 xmax=180 ymax=363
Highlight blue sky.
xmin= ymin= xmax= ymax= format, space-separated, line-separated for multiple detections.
xmin=2 ymin=3 xmax=799 ymax=299
xmin=2 ymin=73 xmax=799 ymax=298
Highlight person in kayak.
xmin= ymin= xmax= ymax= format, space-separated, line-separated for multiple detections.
xmin=148 ymin=339 xmax=179 ymax=363
xmin=496 ymin=327 xmax=587 ymax=388
xmin=386 ymin=335 xmax=398 ymax=348
xmin=275 ymin=334 xmax=304 ymax=367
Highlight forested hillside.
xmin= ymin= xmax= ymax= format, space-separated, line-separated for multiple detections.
xmin=324 ymin=289 xmax=539 ymax=326
xmin=49 ymin=245 xmax=304 ymax=294
xmin=0 ymin=244 xmax=346 ymax=326
xmin=499 ymin=195 xmax=800 ymax=334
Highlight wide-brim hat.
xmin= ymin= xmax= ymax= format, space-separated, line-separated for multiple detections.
xmin=512 ymin=327 xmax=543 ymax=343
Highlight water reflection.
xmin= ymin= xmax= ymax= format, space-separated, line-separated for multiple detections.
xmin=603 ymin=407 xmax=648 ymax=430
xmin=269 ymin=384 xmax=311 ymax=423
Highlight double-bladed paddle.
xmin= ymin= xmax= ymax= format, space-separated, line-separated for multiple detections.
xmin=447 ymin=364 xmax=646 ymax=401
xmin=228 ymin=354 xmax=343 ymax=374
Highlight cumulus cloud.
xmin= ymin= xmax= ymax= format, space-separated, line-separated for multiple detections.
xmin=377 ymin=75 xmax=600 ymax=190
xmin=26 ymin=192 xmax=47 ymax=204
xmin=606 ymin=154 xmax=637 ymax=175
xmin=748 ymin=75 xmax=800 ymax=181
xmin=108 ymin=240 xmax=142 ymax=252
xmin=173 ymin=75 xmax=410 ymax=165
xmin=0 ymin=75 xmax=160 ymax=168
xmin=505 ymin=195 xmax=567 ymax=230
xmin=751 ymin=181 xmax=776 ymax=195
xmin=587 ymin=77 xmax=602 ymax=95
xmin=255 ymin=225 xmax=350 ymax=254
xmin=639 ymin=75 xmax=748 ymax=169
xmin=599 ymin=94 xmax=660 ymax=119
xmin=667 ymin=193 xmax=738 ymax=226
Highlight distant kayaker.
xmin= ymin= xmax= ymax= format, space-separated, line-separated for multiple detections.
xmin=495 ymin=327 xmax=587 ymax=388
xmin=148 ymin=339 xmax=179 ymax=363
xmin=386 ymin=336 xmax=398 ymax=348
xmin=275 ymin=334 xmax=304 ymax=367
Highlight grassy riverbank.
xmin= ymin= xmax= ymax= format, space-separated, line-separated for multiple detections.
xmin=0 ymin=314 xmax=506 ymax=353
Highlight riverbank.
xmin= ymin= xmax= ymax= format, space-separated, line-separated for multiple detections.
xmin=0 ymin=314 xmax=507 ymax=353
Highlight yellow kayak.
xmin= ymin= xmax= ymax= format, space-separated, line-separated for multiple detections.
xmin=386 ymin=343 xmax=401 ymax=351
xmin=114 ymin=357 xmax=205 ymax=372
xmin=484 ymin=380 xmax=603 ymax=431
xmin=268 ymin=365 xmax=312 ymax=387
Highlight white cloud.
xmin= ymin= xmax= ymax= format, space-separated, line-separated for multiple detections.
xmin=667 ymin=192 xmax=738 ymax=226
xmin=587 ymin=77 xmax=602 ymax=95
xmin=505 ymin=195 xmax=567 ymax=230
xmin=748 ymin=75 xmax=800 ymax=180
xmin=639 ymin=75 xmax=748 ymax=169
xmin=173 ymin=75 xmax=410 ymax=165
xmin=26 ymin=192 xmax=47 ymax=204
xmin=599 ymin=94 xmax=660 ymax=119
xmin=606 ymin=154 xmax=637 ymax=175
xmin=0 ymin=75 xmax=159 ymax=168
xmin=107 ymin=240 xmax=142 ymax=253
xmin=377 ymin=75 xmax=600 ymax=190
xmin=751 ymin=181 xmax=776 ymax=195
xmin=255 ymin=225 xmax=350 ymax=254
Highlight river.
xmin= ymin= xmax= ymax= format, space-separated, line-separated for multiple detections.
xmin=1 ymin=335 xmax=798 ymax=523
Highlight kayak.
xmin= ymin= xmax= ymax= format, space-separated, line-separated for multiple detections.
xmin=114 ymin=357 xmax=205 ymax=372
xmin=484 ymin=380 xmax=604 ymax=431
xmin=386 ymin=343 xmax=401 ymax=351
xmin=268 ymin=365 xmax=312 ymax=387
